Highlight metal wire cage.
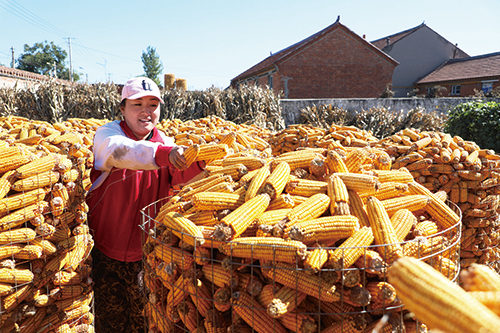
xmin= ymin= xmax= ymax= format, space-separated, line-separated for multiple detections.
xmin=140 ymin=197 xmax=462 ymax=333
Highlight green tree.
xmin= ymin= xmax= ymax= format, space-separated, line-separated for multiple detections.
xmin=17 ymin=40 xmax=80 ymax=82
xmin=141 ymin=46 xmax=163 ymax=86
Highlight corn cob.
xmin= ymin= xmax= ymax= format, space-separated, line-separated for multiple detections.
xmin=201 ymin=263 xmax=239 ymax=289
xmin=328 ymin=226 xmax=374 ymax=269
xmin=160 ymin=211 xmax=205 ymax=247
xmin=184 ymin=210 xmax=218 ymax=226
xmin=467 ymin=291 xmax=500 ymax=315
xmin=402 ymin=236 xmax=449 ymax=259
xmin=214 ymin=285 xmax=232 ymax=312
xmin=231 ymin=290 xmax=288 ymax=333
xmin=0 ymin=244 xmax=23 ymax=260
xmin=304 ymin=247 xmax=329 ymax=272
xmin=194 ymin=143 xmax=230 ymax=161
xmin=379 ymin=194 xmax=430 ymax=216
xmin=0 ymin=152 xmax=33 ymax=173
xmin=0 ymin=267 xmax=34 ymax=284
xmin=261 ymin=161 xmax=290 ymax=199
xmin=207 ymin=163 xmax=248 ymax=180
xmin=11 ymin=171 xmax=60 ymax=192
xmin=347 ymin=189 xmax=370 ymax=228
xmin=265 ymin=286 xmax=307 ymax=318
xmin=372 ymin=169 xmax=415 ymax=184
xmin=256 ymin=209 xmax=291 ymax=237
xmin=267 ymin=194 xmax=295 ymax=211
xmin=214 ymin=193 xmax=270 ymax=241
xmin=0 ymin=188 xmax=46 ymax=215
xmin=204 ymin=308 xmax=227 ymax=333
xmin=358 ymin=182 xmax=408 ymax=204
xmin=327 ymin=174 xmax=350 ymax=215
xmin=187 ymin=278 xmax=213 ymax=318
xmin=177 ymin=300 xmax=200 ymax=332
xmin=407 ymin=181 xmax=461 ymax=230
xmin=191 ymin=192 xmax=244 ymax=211
xmin=155 ymin=243 xmax=195 ymax=272
xmin=287 ymin=215 xmax=359 ymax=245
xmin=183 ymin=144 xmax=200 ymax=168
xmin=0 ymin=227 xmax=37 ymax=244
xmin=335 ymin=172 xmax=380 ymax=194
xmin=14 ymin=244 xmax=44 ymax=260
xmin=460 ymin=263 xmax=500 ymax=292
xmin=271 ymin=151 xmax=319 ymax=171
xmin=325 ymin=149 xmax=349 ymax=173
xmin=429 ymin=255 xmax=458 ymax=279
xmin=390 ymin=208 xmax=417 ymax=242
xmin=388 ymin=256 xmax=500 ymax=333
xmin=366 ymin=196 xmax=403 ymax=263
xmin=344 ymin=148 xmax=369 ymax=173
xmin=366 ymin=281 xmax=397 ymax=304
xmin=245 ymin=165 xmax=270 ymax=201
xmin=1 ymin=284 xmax=32 ymax=312
xmin=15 ymin=154 xmax=57 ymax=178
xmin=0 ymin=179 xmax=11 ymax=200
xmin=285 ymin=178 xmax=327 ymax=196
xmin=220 ymin=237 xmax=307 ymax=263
xmin=414 ymin=220 xmax=438 ymax=237
xmin=223 ymin=156 xmax=266 ymax=171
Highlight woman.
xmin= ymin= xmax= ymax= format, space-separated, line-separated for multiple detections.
xmin=86 ymin=77 xmax=204 ymax=332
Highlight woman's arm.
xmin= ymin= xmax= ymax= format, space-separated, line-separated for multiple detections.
xmin=93 ymin=121 xmax=173 ymax=171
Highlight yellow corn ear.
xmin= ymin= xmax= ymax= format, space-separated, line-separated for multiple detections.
xmin=0 ymin=179 xmax=11 ymax=200
xmin=183 ymin=144 xmax=199 ymax=168
xmin=325 ymin=149 xmax=349 ymax=173
xmin=304 ymin=247 xmax=329 ymax=273
xmin=327 ymin=174 xmax=350 ymax=215
xmin=0 ymin=227 xmax=37 ymax=244
xmin=344 ymin=148 xmax=369 ymax=173
xmin=287 ymin=215 xmax=359 ymax=246
xmin=388 ymin=256 xmax=500 ymax=333
xmin=220 ymin=237 xmax=307 ymax=263
xmin=0 ymin=201 xmax=48 ymax=231
xmin=328 ymin=226 xmax=374 ymax=269
xmin=223 ymin=156 xmax=266 ymax=171
xmin=214 ymin=193 xmax=270 ymax=241
xmin=366 ymin=196 xmax=403 ymax=263
xmin=460 ymin=263 xmax=500 ymax=292
xmin=161 ymin=211 xmax=205 ymax=247
xmin=262 ymin=161 xmax=290 ymax=199
xmin=267 ymin=286 xmax=307 ymax=318
xmin=191 ymin=192 xmax=244 ymax=211
xmin=407 ymin=181 xmax=461 ymax=230
xmin=285 ymin=178 xmax=327 ymax=196
xmin=0 ymin=188 xmax=46 ymax=215
xmin=390 ymin=208 xmax=417 ymax=242
xmin=15 ymin=154 xmax=57 ymax=178
xmin=0 ymin=267 xmax=34 ymax=284
xmin=347 ymin=189 xmax=370 ymax=228
xmin=336 ymin=172 xmax=381 ymax=193
xmin=0 ymin=152 xmax=33 ymax=173
xmin=12 ymin=170 xmax=60 ymax=191
xmin=379 ymin=194 xmax=430 ymax=216
xmin=245 ymin=165 xmax=270 ymax=201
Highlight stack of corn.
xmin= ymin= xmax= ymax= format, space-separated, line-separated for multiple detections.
xmin=373 ymin=129 xmax=500 ymax=271
xmin=0 ymin=116 xmax=100 ymax=333
xmin=388 ymin=257 xmax=500 ymax=333
xmin=157 ymin=115 xmax=271 ymax=154
xmin=141 ymin=143 xmax=461 ymax=333
xmin=268 ymin=123 xmax=379 ymax=155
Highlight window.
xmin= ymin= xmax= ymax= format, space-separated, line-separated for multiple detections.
xmin=482 ymin=82 xmax=494 ymax=94
xmin=268 ymin=74 xmax=273 ymax=89
xmin=451 ymin=85 xmax=461 ymax=96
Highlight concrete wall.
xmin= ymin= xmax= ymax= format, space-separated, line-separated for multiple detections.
xmin=280 ymin=97 xmax=500 ymax=126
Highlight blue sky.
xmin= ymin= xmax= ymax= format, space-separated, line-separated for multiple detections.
xmin=1 ymin=0 xmax=499 ymax=90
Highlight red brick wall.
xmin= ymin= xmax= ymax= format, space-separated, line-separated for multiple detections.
xmin=416 ymin=78 xmax=500 ymax=97
xmin=270 ymin=28 xmax=396 ymax=99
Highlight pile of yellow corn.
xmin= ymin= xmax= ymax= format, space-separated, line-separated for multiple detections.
xmin=0 ymin=116 xmax=102 ymax=333
xmin=142 ymin=139 xmax=463 ymax=332
xmin=372 ymin=128 xmax=500 ymax=271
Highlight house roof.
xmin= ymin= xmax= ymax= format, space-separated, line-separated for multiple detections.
xmin=371 ymin=23 xmax=425 ymax=50
xmin=0 ymin=65 xmax=70 ymax=84
xmin=371 ymin=23 xmax=468 ymax=58
xmin=416 ymin=51 xmax=500 ymax=84
xmin=231 ymin=17 xmax=398 ymax=83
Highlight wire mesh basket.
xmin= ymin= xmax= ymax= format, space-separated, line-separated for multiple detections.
xmin=140 ymin=196 xmax=461 ymax=333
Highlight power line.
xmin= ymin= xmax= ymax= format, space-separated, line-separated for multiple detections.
xmin=0 ymin=0 xmax=69 ymax=37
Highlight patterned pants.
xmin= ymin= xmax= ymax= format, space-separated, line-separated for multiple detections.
xmin=92 ymin=248 xmax=145 ymax=333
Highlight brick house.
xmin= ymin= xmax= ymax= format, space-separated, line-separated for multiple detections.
xmin=371 ymin=23 xmax=469 ymax=97
xmin=414 ymin=52 xmax=500 ymax=97
xmin=0 ymin=65 xmax=69 ymax=88
xmin=230 ymin=17 xmax=399 ymax=99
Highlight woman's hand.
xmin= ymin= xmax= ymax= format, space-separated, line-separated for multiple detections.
xmin=168 ymin=146 xmax=188 ymax=170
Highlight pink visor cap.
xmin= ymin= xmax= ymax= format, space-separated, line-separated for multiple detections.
xmin=121 ymin=77 xmax=164 ymax=104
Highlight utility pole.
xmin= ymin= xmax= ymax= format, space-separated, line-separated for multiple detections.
xmin=10 ymin=47 xmax=14 ymax=68
xmin=64 ymin=37 xmax=74 ymax=83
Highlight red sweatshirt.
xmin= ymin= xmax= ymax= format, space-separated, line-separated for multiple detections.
xmin=86 ymin=120 xmax=203 ymax=262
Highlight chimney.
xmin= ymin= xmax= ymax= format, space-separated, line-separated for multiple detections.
xmin=386 ymin=37 xmax=390 ymax=46
xmin=363 ymin=34 xmax=366 ymax=39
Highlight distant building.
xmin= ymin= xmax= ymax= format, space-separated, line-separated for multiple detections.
xmin=371 ymin=23 xmax=469 ymax=97
xmin=415 ymin=52 xmax=500 ymax=97
xmin=0 ymin=65 xmax=70 ymax=88
xmin=230 ymin=17 xmax=399 ymax=99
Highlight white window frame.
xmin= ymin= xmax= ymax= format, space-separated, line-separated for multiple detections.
xmin=451 ymin=85 xmax=461 ymax=96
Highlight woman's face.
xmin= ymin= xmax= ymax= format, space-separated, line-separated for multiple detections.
xmin=121 ymin=97 xmax=161 ymax=140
